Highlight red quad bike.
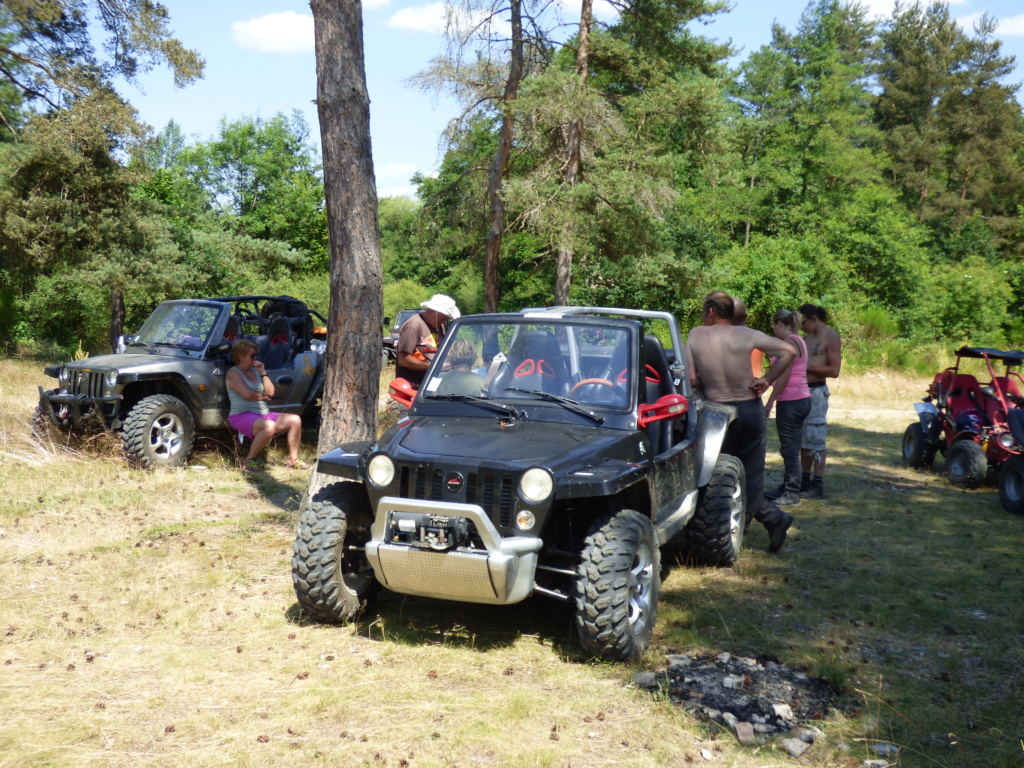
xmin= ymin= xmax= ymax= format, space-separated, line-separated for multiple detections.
xmin=902 ymin=346 xmax=1024 ymax=488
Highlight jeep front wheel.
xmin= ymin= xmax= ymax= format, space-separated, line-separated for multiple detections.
xmin=121 ymin=394 xmax=196 ymax=468
xmin=902 ymin=422 xmax=936 ymax=469
xmin=292 ymin=482 xmax=379 ymax=623
xmin=998 ymin=455 xmax=1024 ymax=515
xmin=683 ymin=454 xmax=745 ymax=566
xmin=945 ymin=440 xmax=987 ymax=488
xmin=574 ymin=509 xmax=660 ymax=661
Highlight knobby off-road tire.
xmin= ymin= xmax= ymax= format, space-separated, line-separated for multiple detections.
xmin=945 ymin=440 xmax=988 ymax=488
xmin=31 ymin=403 xmax=53 ymax=441
xmin=998 ymin=455 xmax=1024 ymax=515
xmin=121 ymin=394 xmax=195 ymax=469
xmin=574 ymin=509 xmax=660 ymax=661
xmin=902 ymin=422 xmax=937 ymax=469
xmin=682 ymin=454 xmax=745 ymax=566
xmin=292 ymin=482 xmax=379 ymax=623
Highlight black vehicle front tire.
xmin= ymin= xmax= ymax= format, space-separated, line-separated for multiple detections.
xmin=292 ymin=482 xmax=379 ymax=623
xmin=902 ymin=422 xmax=936 ymax=469
xmin=945 ymin=440 xmax=988 ymax=488
xmin=574 ymin=509 xmax=660 ymax=661
xmin=998 ymin=455 xmax=1024 ymax=515
xmin=682 ymin=454 xmax=745 ymax=566
xmin=121 ymin=394 xmax=196 ymax=468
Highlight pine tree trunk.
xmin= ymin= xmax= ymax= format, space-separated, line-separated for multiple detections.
xmin=554 ymin=0 xmax=592 ymax=306
xmin=309 ymin=0 xmax=383 ymax=494
xmin=484 ymin=0 xmax=524 ymax=314
xmin=109 ymin=288 xmax=125 ymax=353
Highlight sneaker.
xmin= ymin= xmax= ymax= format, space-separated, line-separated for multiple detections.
xmin=800 ymin=482 xmax=824 ymax=499
xmin=775 ymin=491 xmax=802 ymax=507
xmin=766 ymin=512 xmax=794 ymax=554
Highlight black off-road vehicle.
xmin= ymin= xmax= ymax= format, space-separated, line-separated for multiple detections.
xmin=37 ymin=295 xmax=327 ymax=468
xmin=292 ymin=307 xmax=744 ymax=661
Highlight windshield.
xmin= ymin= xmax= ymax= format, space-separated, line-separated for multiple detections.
xmin=420 ymin=319 xmax=635 ymax=412
xmin=133 ymin=302 xmax=223 ymax=350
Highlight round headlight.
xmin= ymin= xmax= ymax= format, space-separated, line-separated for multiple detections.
xmin=516 ymin=510 xmax=536 ymax=530
xmin=998 ymin=432 xmax=1016 ymax=449
xmin=367 ymin=454 xmax=395 ymax=487
xmin=105 ymin=369 xmax=119 ymax=388
xmin=519 ymin=468 xmax=554 ymax=503
xmin=58 ymin=366 xmax=70 ymax=383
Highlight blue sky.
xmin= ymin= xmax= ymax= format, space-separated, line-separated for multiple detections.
xmin=129 ymin=0 xmax=1024 ymax=199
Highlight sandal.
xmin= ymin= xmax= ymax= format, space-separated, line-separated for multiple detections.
xmin=287 ymin=460 xmax=312 ymax=471
xmin=240 ymin=458 xmax=261 ymax=473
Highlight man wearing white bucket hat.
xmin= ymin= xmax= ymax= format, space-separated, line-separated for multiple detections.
xmin=395 ymin=294 xmax=461 ymax=388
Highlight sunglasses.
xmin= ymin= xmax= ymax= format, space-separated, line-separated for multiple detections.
xmin=247 ymin=352 xmax=258 ymax=359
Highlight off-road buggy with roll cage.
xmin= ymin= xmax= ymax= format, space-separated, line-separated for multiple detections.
xmin=36 ymin=295 xmax=327 ymax=468
xmin=292 ymin=307 xmax=746 ymax=661
xmin=902 ymin=346 xmax=1024 ymax=488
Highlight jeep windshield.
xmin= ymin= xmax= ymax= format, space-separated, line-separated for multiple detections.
xmin=129 ymin=301 xmax=224 ymax=351
xmin=419 ymin=316 xmax=636 ymax=417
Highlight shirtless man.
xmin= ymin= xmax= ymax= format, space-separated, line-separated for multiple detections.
xmin=798 ymin=304 xmax=842 ymax=498
xmin=731 ymin=296 xmax=762 ymax=377
xmin=685 ymin=291 xmax=799 ymax=553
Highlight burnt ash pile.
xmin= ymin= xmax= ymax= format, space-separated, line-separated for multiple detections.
xmin=635 ymin=651 xmax=840 ymax=744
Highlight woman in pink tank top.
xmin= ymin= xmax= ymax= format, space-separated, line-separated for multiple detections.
xmin=764 ymin=309 xmax=811 ymax=505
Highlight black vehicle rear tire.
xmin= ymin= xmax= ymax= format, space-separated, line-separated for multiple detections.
xmin=998 ymin=455 xmax=1024 ymax=515
xmin=292 ymin=482 xmax=379 ymax=623
xmin=945 ymin=440 xmax=988 ymax=488
xmin=121 ymin=394 xmax=196 ymax=468
xmin=574 ymin=509 xmax=659 ymax=661
xmin=902 ymin=422 xmax=936 ymax=469
xmin=682 ymin=454 xmax=745 ymax=566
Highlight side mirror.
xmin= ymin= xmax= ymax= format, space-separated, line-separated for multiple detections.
xmin=638 ymin=394 xmax=689 ymax=428
xmin=388 ymin=378 xmax=416 ymax=409
xmin=207 ymin=342 xmax=232 ymax=358
xmin=383 ymin=316 xmax=391 ymax=329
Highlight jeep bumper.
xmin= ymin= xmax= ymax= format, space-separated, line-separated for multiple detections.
xmin=38 ymin=386 xmax=121 ymax=429
xmin=365 ymin=497 xmax=543 ymax=605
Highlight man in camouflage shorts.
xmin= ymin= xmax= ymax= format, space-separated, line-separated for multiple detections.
xmin=798 ymin=304 xmax=842 ymax=499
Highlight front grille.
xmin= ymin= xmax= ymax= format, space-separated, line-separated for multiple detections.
xmin=69 ymin=370 xmax=104 ymax=398
xmin=398 ymin=465 xmax=515 ymax=529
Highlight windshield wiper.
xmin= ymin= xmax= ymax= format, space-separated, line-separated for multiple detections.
xmin=126 ymin=340 xmax=161 ymax=353
xmin=426 ymin=393 xmax=522 ymax=419
xmin=505 ymin=388 xmax=605 ymax=423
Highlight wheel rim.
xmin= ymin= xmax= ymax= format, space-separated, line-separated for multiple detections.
xmin=627 ymin=543 xmax=655 ymax=634
xmin=149 ymin=413 xmax=185 ymax=458
xmin=903 ymin=430 xmax=917 ymax=460
xmin=729 ymin=482 xmax=744 ymax=553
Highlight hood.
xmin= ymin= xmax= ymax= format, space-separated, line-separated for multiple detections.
xmin=63 ymin=352 xmax=207 ymax=372
xmin=388 ymin=416 xmax=638 ymax=469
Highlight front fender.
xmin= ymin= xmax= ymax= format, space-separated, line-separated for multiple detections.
xmin=697 ymin=400 xmax=738 ymax=487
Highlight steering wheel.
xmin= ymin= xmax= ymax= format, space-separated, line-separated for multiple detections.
xmin=570 ymin=378 xmax=615 ymax=396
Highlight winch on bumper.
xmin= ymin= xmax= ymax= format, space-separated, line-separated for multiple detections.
xmin=365 ymin=497 xmax=543 ymax=605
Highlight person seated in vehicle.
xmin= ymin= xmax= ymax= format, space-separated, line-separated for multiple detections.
xmin=226 ymin=340 xmax=310 ymax=472
xmin=395 ymin=294 xmax=461 ymax=389
xmin=432 ymin=339 xmax=486 ymax=397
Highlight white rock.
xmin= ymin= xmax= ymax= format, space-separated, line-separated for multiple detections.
xmin=780 ymin=737 xmax=810 ymax=758
xmin=772 ymin=703 xmax=795 ymax=722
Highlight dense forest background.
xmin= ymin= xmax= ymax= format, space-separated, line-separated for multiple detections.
xmin=1 ymin=0 xmax=1022 ymax=372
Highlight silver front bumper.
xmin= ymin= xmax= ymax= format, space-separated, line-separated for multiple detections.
xmin=364 ymin=496 xmax=543 ymax=605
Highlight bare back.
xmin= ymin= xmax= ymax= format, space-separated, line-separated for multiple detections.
xmin=686 ymin=325 xmax=793 ymax=402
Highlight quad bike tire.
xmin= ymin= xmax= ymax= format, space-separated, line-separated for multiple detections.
xmin=121 ymin=394 xmax=196 ymax=469
xmin=681 ymin=454 xmax=745 ymax=566
xmin=945 ymin=440 xmax=988 ymax=488
xmin=292 ymin=482 xmax=379 ymax=623
xmin=574 ymin=509 xmax=660 ymax=661
xmin=998 ymin=455 xmax=1024 ymax=515
xmin=902 ymin=422 xmax=936 ymax=469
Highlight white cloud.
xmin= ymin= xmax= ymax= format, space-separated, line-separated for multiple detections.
xmin=559 ymin=0 xmax=619 ymax=24
xmin=231 ymin=11 xmax=314 ymax=54
xmin=387 ymin=3 xmax=448 ymax=34
xmin=376 ymin=162 xmax=421 ymax=196
xmin=365 ymin=0 xmax=393 ymax=9
xmin=998 ymin=14 xmax=1024 ymax=35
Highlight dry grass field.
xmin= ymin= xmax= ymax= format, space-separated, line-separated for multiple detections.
xmin=1 ymin=359 xmax=1021 ymax=767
